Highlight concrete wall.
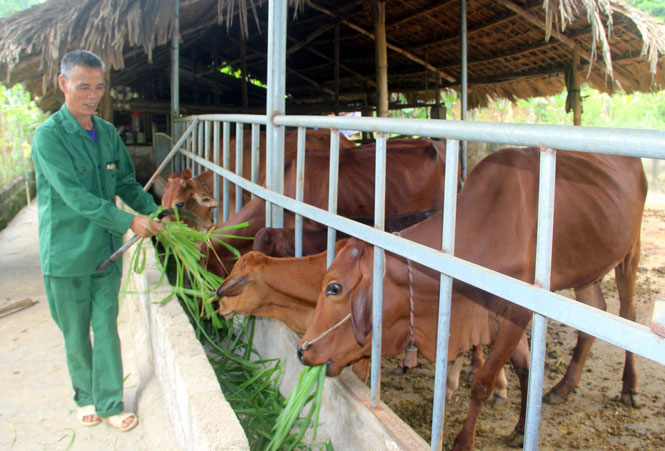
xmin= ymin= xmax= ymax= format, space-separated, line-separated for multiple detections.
xmin=125 ymin=234 xmax=428 ymax=450
xmin=126 ymin=244 xmax=249 ymax=451
xmin=0 ymin=173 xmax=35 ymax=230
xmin=252 ymin=318 xmax=429 ymax=450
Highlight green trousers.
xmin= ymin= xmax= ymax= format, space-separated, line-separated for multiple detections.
xmin=43 ymin=265 xmax=124 ymax=417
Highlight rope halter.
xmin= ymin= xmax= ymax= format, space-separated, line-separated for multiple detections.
xmin=300 ymin=313 xmax=351 ymax=351
xmin=394 ymin=231 xmax=418 ymax=369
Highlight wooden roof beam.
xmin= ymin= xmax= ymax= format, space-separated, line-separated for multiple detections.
xmin=495 ymin=0 xmax=637 ymax=86
xmin=225 ymin=35 xmax=336 ymax=98
xmin=287 ymin=2 xmax=371 ymax=56
xmin=411 ymin=6 xmax=541 ymax=52
xmin=257 ymin=18 xmax=377 ymax=87
xmin=387 ymin=0 xmax=456 ymax=30
xmin=308 ymin=1 xmax=457 ymax=83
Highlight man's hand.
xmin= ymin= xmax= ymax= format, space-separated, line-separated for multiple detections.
xmin=130 ymin=215 xmax=164 ymax=238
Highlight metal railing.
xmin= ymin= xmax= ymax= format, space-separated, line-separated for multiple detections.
xmin=163 ymin=113 xmax=665 ymax=451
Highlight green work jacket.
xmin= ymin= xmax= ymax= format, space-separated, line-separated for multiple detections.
xmin=32 ymin=105 xmax=158 ymax=277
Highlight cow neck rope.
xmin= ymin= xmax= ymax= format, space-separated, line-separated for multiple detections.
xmin=394 ymin=231 xmax=418 ymax=368
xmin=300 ymin=313 xmax=351 ymax=351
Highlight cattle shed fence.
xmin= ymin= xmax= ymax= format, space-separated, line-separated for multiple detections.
xmin=150 ymin=113 xmax=665 ymax=451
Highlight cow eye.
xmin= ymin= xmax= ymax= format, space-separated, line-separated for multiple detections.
xmin=326 ymin=282 xmax=342 ymax=296
xmin=176 ymin=201 xmax=184 ymax=208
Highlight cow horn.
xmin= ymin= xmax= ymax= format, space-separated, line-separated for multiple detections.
xmin=180 ymin=178 xmax=188 ymax=188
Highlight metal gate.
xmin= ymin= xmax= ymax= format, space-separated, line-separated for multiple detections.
xmin=148 ymin=112 xmax=665 ymax=451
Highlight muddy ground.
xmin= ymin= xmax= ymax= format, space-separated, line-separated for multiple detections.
xmin=379 ymin=193 xmax=665 ymax=450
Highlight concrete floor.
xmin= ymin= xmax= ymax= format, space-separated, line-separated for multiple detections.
xmin=0 ymin=202 xmax=177 ymax=450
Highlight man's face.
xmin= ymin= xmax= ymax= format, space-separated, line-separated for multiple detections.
xmin=58 ymin=65 xmax=105 ymax=123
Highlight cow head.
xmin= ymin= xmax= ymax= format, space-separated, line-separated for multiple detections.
xmin=162 ymin=169 xmax=218 ymax=229
xmin=298 ymin=238 xmax=415 ymax=376
xmin=215 ymin=251 xmax=269 ymax=319
xmin=252 ymin=228 xmax=295 ymax=257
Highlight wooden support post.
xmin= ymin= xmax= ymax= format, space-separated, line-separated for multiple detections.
xmin=213 ymin=37 xmax=220 ymax=105
xmin=374 ymin=0 xmax=388 ymax=118
xmin=101 ymin=68 xmax=112 ymax=122
xmin=240 ymin=28 xmax=248 ymax=108
xmin=572 ymin=47 xmax=582 ymax=126
xmin=334 ymin=23 xmax=340 ymax=115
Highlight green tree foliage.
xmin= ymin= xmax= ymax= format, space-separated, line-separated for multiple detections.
xmin=0 ymin=0 xmax=43 ymax=18
xmin=0 ymin=83 xmax=47 ymax=187
xmin=627 ymin=0 xmax=665 ymax=21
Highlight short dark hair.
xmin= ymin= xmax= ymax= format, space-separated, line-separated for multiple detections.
xmin=60 ymin=50 xmax=105 ymax=79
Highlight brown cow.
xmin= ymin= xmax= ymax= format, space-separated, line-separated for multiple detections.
xmin=251 ymin=210 xmax=438 ymax=257
xmin=161 ymin=168 xmax=217 ymax=229
xmin=161 ymin=129 xmax=354 ymax=224
xmin=204 ymin=138 xmax=449 ymax=276
xmin=297 ymin=148 xmax=646 ymax=449
xmin=217 ymin=244 xmax=508 ymax=398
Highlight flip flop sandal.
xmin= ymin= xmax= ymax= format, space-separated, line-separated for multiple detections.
xmin=103 ymin=412 xmax=138 ymax=432
xmin=78 ymin=405 xmax=102 ymax=427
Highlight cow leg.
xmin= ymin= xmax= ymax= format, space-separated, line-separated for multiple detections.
xmin=506 ymin=333 xmax=530 ymax=448
xmin=468 ymin=346 xmax=508 ymax=403
xmin=493 ymin=365 xmax=509 ymax=404
xmin=447 ymin=355 xmax=465 ymax=399
xmin=452 ymin=312 xmax=530 ymax=451
xmin=468 ymin=345 xmax=483 ymax=379
xmin=544 ymin=282 xmax=606 ymax=405
xmin=615 ymin=238 xmax=641 ymax=408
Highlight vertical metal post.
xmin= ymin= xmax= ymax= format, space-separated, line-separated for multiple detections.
xmin=172 ymin=121 xmax=180 ymax=172
xmin=460 ymin=0 xmax=468 ymax=181
xmin=213 ymin=121 xmax=220 ymax=225
xmin=204 ymin=120 xmax=211 ymax=163
xmin=326 ymin=130 xmax=341 ymax=267
xmin=370 ymin=132 xmax=387 ymax=407
xmin=430 ymin=139 xmax=460 ymax=451
xmin=266 ymin=0 xmax=288 ymax=228
xmin=251 ymin=123 xmax=260 ymax=199
xmin=186 ymin=120 xmax=192 ymax=170
xmin=170 ymin=0 xmax=179 ymax=136
xmin=295 ymin=127 xmax=306 ymax=257
xmin=196 ymin=120 xmax=204 ymax=176
xmin=524 ymin=146 xmax=557 ymax=450
xmin=235 ymin=122 xmax=244 ymax=212
xmin=222 ymin=122 xmax=231 ymax=223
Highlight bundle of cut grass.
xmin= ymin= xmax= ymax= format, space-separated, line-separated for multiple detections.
xmin=268 ymin=364 xmax=328 ymax=451
xmin=126 ymin=208 xmax=330 ymax=450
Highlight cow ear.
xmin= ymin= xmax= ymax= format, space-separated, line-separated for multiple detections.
xmin=182 ymin=168 xmax=192 ymax=178
xmin=350 ymin=280 xmax=372 ymax=346
xmin=194 ymin=193 xmax=219 ymax=208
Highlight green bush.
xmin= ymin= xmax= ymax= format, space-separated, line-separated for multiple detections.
xmin=0 ymin=83 xmax=47 ymax=189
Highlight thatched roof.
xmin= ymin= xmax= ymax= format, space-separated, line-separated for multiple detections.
xmin=0 ymin=0 xmax=663 ymax=114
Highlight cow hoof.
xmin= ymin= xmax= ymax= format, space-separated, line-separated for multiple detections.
xmin=543 ymin=389 xmax=567 ymax=405
xmin=391 ymin=365 xmax=407 ymax=376
xmin=619 ymin=391 xmax=641 ymax=409
xmin=490 ymin=393 xmax=507 ymax=407
xmin=507 ymin=430 xmax=524 ymax=448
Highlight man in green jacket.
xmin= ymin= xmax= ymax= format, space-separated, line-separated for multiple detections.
xmin=31 ymin=50 xmax=162 ymax=432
